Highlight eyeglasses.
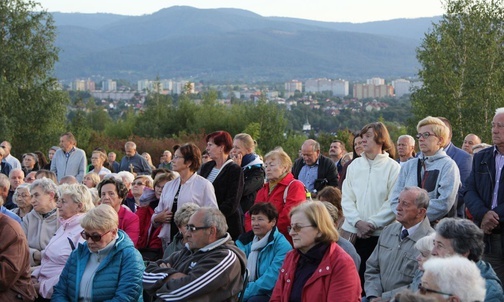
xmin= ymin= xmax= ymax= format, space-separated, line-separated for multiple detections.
xmin=81 ymin=230 xmax=112 ymax=242
xmin=287 ymin=224 xmax=314 ymax=233
xmin=185 ymin=224 xmax=211 ymax=232
xmin=416 ymin=132 xmax=437 ymax=139
xmin=173 ymin=155 xmax=183 ymax=160
xmin=418 ymin=283 xmax=452 ymax=297
xmin=132 ymin=182 xmax=145 ymax=186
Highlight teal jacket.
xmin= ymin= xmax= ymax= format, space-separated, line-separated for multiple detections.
xmin=236 ymin=227 xmax=292 ymax=301
xmin=477 ymin=260 xmax=504 ymax=302
xmin=52 ymin=230 xmax=144 ymax=302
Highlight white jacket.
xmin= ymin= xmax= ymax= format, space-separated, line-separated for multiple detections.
xmin=341 ymin=152 xmax=400 ymax=236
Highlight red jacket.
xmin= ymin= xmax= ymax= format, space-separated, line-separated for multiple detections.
xmin=118 ymin=205 xmax=140 ymax=246
xmin=270 ymin=242 xmax=361 ymax=302
xmin=135 ymin=206 xmax=162 ymax=250
xmin=244 ymin=173 xmax=306 ymax=244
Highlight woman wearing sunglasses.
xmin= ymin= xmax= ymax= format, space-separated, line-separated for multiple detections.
xmin=270 ymin=201 xmax=361 ymax=302
xmin=31 ymin=183 xmax=94 ymax=301
xmin=52 ymin=204 xmax=144 ymax=302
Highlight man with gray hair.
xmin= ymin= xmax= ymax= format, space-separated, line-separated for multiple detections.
xmin=431 ymin=218 xmax=504 ymax=300
xmin=0 ymin=174 xmax=21 ymax=223
xmin=365 ymin=186 xmax=434 ymax=301
xmin=119 ymin=141 xmax=152 ymax=175
xmin=158 ymin=150 xmax=173 ymax=170
xmin=143 ymin=207 xmax=246 ymax=301
xmin=292 ymin=139 xmax=338 ymax=195
xmin=465 ymin=107 xmax=504 ymax=285
xmin=396 ymin=135 xmax=416 ymax=166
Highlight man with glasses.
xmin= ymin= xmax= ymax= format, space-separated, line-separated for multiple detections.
xmin=431 ymin=218 xmax=503 ymax=301
xmin=143 ymin=207 xmax=246 ymax=301
xmin=390 ymin=116 xmax=460 ymax=225
xmin=364 ymin=187 xmax=433 ymax=302
xmin=465 ymin=107 xmax=504 ymax=288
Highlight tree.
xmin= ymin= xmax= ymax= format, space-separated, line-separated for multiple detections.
xmin=0 ymin=0 xmax=69 ymax=155
xmin=411 ymin=0 xmax=504 ymax=145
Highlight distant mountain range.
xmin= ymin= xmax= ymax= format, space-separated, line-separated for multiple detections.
xmin=50 ymin=6 xmax=442 ymax=82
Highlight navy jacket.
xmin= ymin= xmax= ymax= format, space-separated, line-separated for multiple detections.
xmin=445 ymin=142 xmax=472 ymax=217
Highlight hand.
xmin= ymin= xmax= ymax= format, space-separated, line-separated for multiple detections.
xmin=232 ymin=153 xmax=243 ymax=166
xmin=33 ymin=250 xmax=41 ymax=262
xmin=154 ymin=209 xmax=173 ymax=224
xmin=481 ymin=211 xmax=500 ymax=234
xmin=370 ymin=297 xmax=383 ymax=302
xmin=167 ymin=272 xmax=188 ymax=281
xmin=356 ymin=220 xmax=375 ymax=238
xmin=159 ymin=262 xmax=172 ymax=268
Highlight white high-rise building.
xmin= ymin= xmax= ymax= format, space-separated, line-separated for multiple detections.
xmin=304 ymin=78 xmax=349 ymax=96
xmin=102 ymin=79 xmax=117 ymax=92
xmin=367 ymin=77 xmax=385 ymax=86
xmin=393 ymin=79 xmax=411 ymax=98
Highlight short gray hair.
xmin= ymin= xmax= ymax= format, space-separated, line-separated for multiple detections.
xmin=9 ymin=168 xmax=24 ymax=178
xmin=0 ymin=174 xmax=10 ymax=189
xmin=30 ymin=178 xmax=58 ymax=201
xmin=423 ymin=255 xmax=486 ymax=301
xmin=174 ymin=203 xmax=200 ymax=227
xmin=495 ymin=107 xmax=504 ymax=115
xmin=403 ymin=186 xmax=429 ymax=209
xmin=199 ymin=207 xmax=228 ymax=237
xmin=117 ymin=171 xmax=134 ymax=184
xmin=12 ymin=184 xmax=31 ymax=206
xmin=397 ymin=135 xmax=415 ymax=147
xmin=58 ymin=183 xmax=95 ymax=213
xmin=435 ymin=218 xmax=484 ymax=262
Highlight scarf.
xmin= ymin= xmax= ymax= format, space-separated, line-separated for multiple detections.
xmin=247 ymin=230 xmax=271 ymax=281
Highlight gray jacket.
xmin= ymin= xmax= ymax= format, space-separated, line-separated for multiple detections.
xmin=50 ymin=147 xmax=87 ymax=182
xmin=390 ymin=149 xmax=460 ymax=222
xmin=364 ymin=218 xmax=434 ymax=299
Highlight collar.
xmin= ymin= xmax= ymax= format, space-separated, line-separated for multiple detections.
xmin=494 ymin=146 xmax=504 ymax=156
xmin=42 ymin=208 xmax=57 ymax=219
xmin=297 ymin=241 xmax=329 ymax=262
xmin=402 ymin=219 xmax=422 ymax=238
xmin=64 ymin=147 xmax=76 ymax=155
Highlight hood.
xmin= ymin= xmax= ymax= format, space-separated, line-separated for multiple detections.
xmin=420 ymin=148 xmax=448 ymax=163
xmin=242 ymin=153 xmax=263 ymax=169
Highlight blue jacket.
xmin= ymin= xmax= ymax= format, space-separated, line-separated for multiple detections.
xmin=236 ymin=227 xmax=292 ymax=301
xmin=477 ymin=260 xmax=504 ymax=301
xmin=52 ymin=230 xmax=144 ymax=302
xmin=444 ymin=142 xmax=472 ymax=217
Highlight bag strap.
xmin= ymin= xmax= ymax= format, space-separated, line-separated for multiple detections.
xmin=283 ymin=179 xmax=311 ymax=204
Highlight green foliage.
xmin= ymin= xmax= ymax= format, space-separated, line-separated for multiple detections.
xmin=411 ymin=0 xmax=504 ymax=145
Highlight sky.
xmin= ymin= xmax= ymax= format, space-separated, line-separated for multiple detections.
xmin=36 ymin=0 xmax=445 ymax=23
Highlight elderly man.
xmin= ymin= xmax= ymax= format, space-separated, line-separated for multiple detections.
xmin=0 ymin=211 xmax=37 ymax=301
xmin=462 ymin=133 xmax=482 ymax=155
xmin=119 ymin=141 xmax=152 ymax=175
xmin=292 ymin=139 xmax=338 ymax=195
xmin=465 ymin=108 xmax=504 ymax=288
xmin=431 ymin=218 xmax=504 ymax=301
xmin=143 ymin=207 xmax=246 ymax=301
xmin=107 ymin=151 xmax=120 ymax=173
xmin=329 ymin=140 xmax=347 ymax=174
xmin=4 ymin=169 xmax=24 ymax=210
xmin=396 ymin=135 xmax=416 ymax=166
xmin=50 ymin=132 xmax=87 ymax=183
xmin=0 ymin=141 xmax=21 ymax=169
xmin=0 ymin=174 xmax=21 ymax=223
xmin=158 ymin=150 xmax=172 ymax=170
xmin=364 ymin=186 xmax=433 ymax=301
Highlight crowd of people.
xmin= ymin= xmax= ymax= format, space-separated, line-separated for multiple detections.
xmin=1 ymin=108 xmax=504 ymax=301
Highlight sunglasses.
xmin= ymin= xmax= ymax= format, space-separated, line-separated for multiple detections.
xmin=287 ymin=224 xmax=314 ymax=233
xmin=81 ymin=230 xmax=111 ymax=242
xmin=132 ymin=182 xmax=145 ymax=186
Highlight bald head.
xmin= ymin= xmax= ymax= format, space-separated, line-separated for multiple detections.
xmin=301 ymin=139 xmax=320 ymax=166
xmin=462 ymin=134 xmax=481 ymax=155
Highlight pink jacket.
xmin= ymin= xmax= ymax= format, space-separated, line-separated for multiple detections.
xmin=118 ymin=205 xmax=140 ymax=245
xmin=270 ymin=242 xmax=361 ymax=302
xmin=32 ymin=214 xmax=85 ymax=299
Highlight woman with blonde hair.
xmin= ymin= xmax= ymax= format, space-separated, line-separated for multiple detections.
xmin=270 ymin=201 xmax=361 ymax=301
xmin=31 ymin=183 xmax=95 ymax=300
xmin=82 ymin=172 xmax=100 ymax=189
xmin=244 ymin=147 xmax=306 ymax=244
xmin=52 ymin=204 xmax=144 ymax=301
xmin=231 ymin=133 xmax=265 ymax=213
xmin=89 ymin=150 xmax=111 ymax=177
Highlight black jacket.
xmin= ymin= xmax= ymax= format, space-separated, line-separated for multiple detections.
xmin=240 ymin=164 xmax=265 ymax=213
xmin=292 ymin=155 xmax=339 ymax=192
xmin=200 ymin=159 xmax=244 ymax=240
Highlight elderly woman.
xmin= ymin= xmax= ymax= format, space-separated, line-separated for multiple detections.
xmin=31 ymin=183 xmax=95 ymax=300
xmin=22 ymin=178 xmax=59 ymax=266
xmin=231 ymin=133 xmax=265 ymax=214
xmin=136 ymin=172 xmax=178 ymax=261
xmin=200 ymin=131 xmax=244 ymax=240
xmin=153 ymin=143 xmax=217 ymax=249
xmin=97 ymin=177 xmax=140 ymax=245
xmin=89 ymin=150 xmax=111 ymax=177
xmin=52 ymin=204 xmax=144 ymax=301
xmin=389 ymin=116 xmax=460 ymax=223
xmin=236 ymin=202 xmax=292 ymax=302
xmin=82 ymin=171 xmax=100 ymax=189
xmin=11 ymin=183 xmax=33 ymax=220
xmin=162 ymin=202 xmax=201 ymax=258
xmin=123 ymin=174 xmax=153 ymax=213
xmin=22 ymin=153 xmax=39 ymax=176
xmin=245 ymin=147 xmax=306 ymax=244
xmin=270 ymin=201 xmax=361 ymax=301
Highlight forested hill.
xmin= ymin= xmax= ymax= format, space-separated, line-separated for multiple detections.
xmin=51 ymin=6 xmax=440 ymax=82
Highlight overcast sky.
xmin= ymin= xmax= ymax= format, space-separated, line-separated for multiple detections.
xmin=36 ymin=0 xmax=445 ymax=23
